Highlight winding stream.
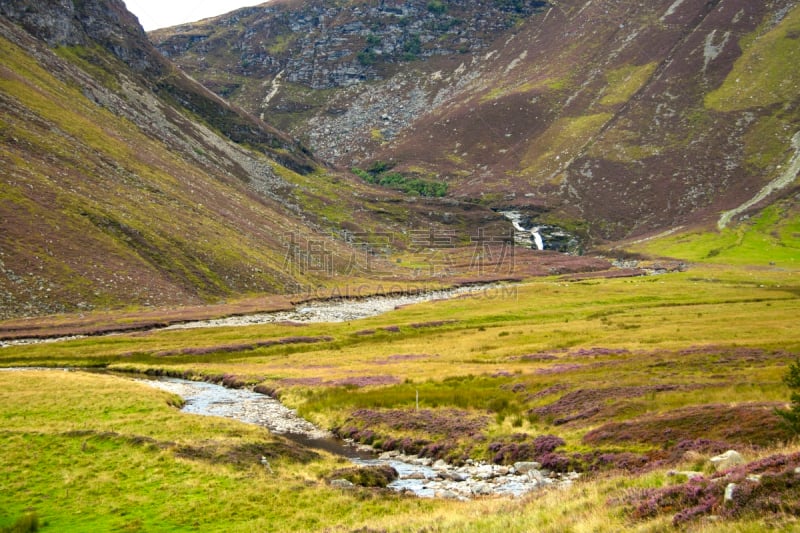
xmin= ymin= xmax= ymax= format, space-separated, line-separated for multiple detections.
xmin=1 ymin=284 xmax=502 ymax=348
xmin=138 ymin=376 xmax=577 ymax=499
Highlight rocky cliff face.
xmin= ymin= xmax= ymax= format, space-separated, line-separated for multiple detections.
xmin=0 ymin=0 xmax=156 ymax=73
xmin=153 ymin=0 xmax=547 ymax=90
xmin=1 ymin=0 xmax=317 ymax=174
xmin=154 ymin=0 xmax=800 ymax=241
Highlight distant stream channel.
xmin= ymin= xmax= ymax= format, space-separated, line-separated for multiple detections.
xmin=1 ymin=284 xmax=506 ymax=347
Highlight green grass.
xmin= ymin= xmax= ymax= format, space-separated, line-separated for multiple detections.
xmin=0 ymin=371 xmax=447 ymax=532
xmin=600 ymin=62 xmax=657 ymax=107
xmin=1 ymin=257 xmax=799 ymax=529
xmin=634 ymin=199 xmax=800 ymax=267
xmin=705 ymin=5 xmax=800 ymax=112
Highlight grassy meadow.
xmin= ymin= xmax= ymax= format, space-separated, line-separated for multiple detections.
xmin=2 ymin=220 xmax=800 ymax=531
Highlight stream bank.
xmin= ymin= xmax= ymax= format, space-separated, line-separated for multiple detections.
xmin=140 ymin=376 xmax=578 ymax=499
xmin=0 ymin=284 xmax=505 ymax=347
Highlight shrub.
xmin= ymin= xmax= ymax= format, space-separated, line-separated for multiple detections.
xmin=427 ymin=0 xmax=446 ymax=14
xmin=3 ymin=512 xmax=39 ymax=533
xmin=532 ymin=434 xmax=565 ymax=455
xmin=327 ymin=465 xmax=399 ymax=488
xmin=352 ymin=164 xmax=447 ymax=197
xmin=775 ymin=358 xmax=800 ymax=435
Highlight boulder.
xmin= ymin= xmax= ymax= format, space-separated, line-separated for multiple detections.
xmin=513 ymin=461 xmax=542 ymax=474
xmin=526 ymin=470 xmax=545 ymax=484
xmin=710 ymin=450 xmax=745 ymax=472
xmin=470 ymin=482 xmax=493 ymax=496
xmin=330 ymin=478 xmax=355 ymax=489
xmin=724 ymin=482 xmax=737 ymax=503
xmin=442 ymin=471 xmax=468 ymax=482
xmin=667 ymin=470 xmax=705 ymax=480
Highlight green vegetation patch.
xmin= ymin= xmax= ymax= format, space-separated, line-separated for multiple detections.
xmin=352 ymin=161 xmax=448 ymax=197
xmin=636 ymin=198 xmax=800 ymax=267
xmin=521 ymin=113 xmax=613 ymax=182
xmin=600 ymin=62 xmax=657 ymax=107
xmin=706 ymin=5 xmax=800 ymax=111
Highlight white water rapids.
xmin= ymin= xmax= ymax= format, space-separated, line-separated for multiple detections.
xmin=500 ymin=211 xmax=545 ymax=250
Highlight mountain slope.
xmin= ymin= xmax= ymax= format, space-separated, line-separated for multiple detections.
xmin=153 ymin=0 xmax=800 ymax=242
xmin=0 ymin=1 xmax=355 ymax=318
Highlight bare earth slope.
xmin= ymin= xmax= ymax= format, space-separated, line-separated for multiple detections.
xmin=153 ymin=0 xmax=800 ymax=241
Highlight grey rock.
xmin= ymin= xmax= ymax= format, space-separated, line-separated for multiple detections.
xmin=442 ymin=471 xmax=468 ymax=482
xmin=668 ymin=470 xmax=705 ymax=480
xmin=330 ymin=478 xmax=355 ymax=489
xmin=710 ymin=450 xmax=745 ymax=472
xmin=724 ymin=482 xmax=737 ymax=503
xmin=514 ymin=461 xmax=542 ymax=474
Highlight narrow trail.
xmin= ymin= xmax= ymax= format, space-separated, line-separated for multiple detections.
xmin=718 ymin=131 xmax=800 ymax=230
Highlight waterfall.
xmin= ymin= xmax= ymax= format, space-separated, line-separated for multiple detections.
xmin=500 ymin=211 xmax=544 ymax=250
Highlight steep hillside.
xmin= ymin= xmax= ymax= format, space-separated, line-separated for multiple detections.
xmin=3 ymin=0 xmax=575 ymax=321
xmin=153 ymin=0 xmax=800 ymax=242
xmin=0 ymin=0 xmax=358 ymax=318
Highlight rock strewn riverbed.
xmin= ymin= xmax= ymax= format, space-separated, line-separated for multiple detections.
xmin=139 ymin=376 xmax=578 ymax=499
xmin=162 ymin=285 xmax=504 ymax=329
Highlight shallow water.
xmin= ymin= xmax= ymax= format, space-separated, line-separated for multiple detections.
xmin=1 ymin=284 xmax=504 ymax=347
xmin=137 ymin=376 xmax=573 ymax=499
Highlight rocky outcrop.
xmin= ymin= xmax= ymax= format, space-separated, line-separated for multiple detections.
xmin=156 ymin=0 xmax=800 ymax=242
xmin=0 ymin=0 xmax=157 ymax=74
xmin=153 ymin=0 xmax=549 ymax=90
xmin=0 ymin=0 xmax=317 ymax=173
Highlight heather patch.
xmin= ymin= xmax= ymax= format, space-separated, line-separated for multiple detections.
xmin=487 ymin=433 xmax=651 ymax=473
xmin=621 ymin=452 xmax=800 ymax=526
xmin=517 ymin=347 xmax=631 ymax=362
xmin=151 ymin=335 xmax=334 ymax=357
xmin=583 ymin=403 xmax=792 ymax=449
xmin=517 ymin=353 xmax=559 ymax=362
xmin=534 ymin=363 xmax=587 ymax=375
xmin=372 ymin=353 xmax=437 ymax=365
xmin=334 ymin=408 xmax=490 ymax=460
xmin=527 ymin=383 xmax=568 ymax=400
xmin=488 ymin=434 xmax=566 ymax=465
xmin=280 ymin=375 xmax=400 ymax=388
xmin=529 ymin=385 xmax=684 ymax=425
xmin=409 ymin=320 xmax=459 ymax=329
xmin=678 ymin=345 xmax=797 ymax=363
xmin=280 ymin=377 xmax=325 ymax=387
xmin=344 ymin=408 xmax=488 ymax=437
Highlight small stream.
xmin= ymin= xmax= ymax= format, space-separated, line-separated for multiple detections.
xmin=139 ymin=376 xmax=577 ymax=499
xmin=1 ymin=285 xmax=502 ymax=348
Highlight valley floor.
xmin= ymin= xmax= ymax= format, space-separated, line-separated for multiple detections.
xmin=1 ymin=261 xmax=799 ymax=531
